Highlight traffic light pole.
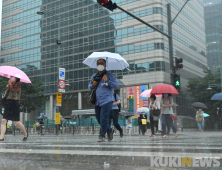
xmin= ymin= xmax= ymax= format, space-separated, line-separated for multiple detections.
xmin=116 ymin=2 xmax=189 ymax=85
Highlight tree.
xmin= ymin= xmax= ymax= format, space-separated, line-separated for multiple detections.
xmin=0 ymin=77 xmax=45 ymax=113
xmin=187 ymin=69 xmax=221 ymax=125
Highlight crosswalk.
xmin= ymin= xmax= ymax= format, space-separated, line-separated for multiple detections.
xmin=0 ymin=133 xmax=221 ymax=170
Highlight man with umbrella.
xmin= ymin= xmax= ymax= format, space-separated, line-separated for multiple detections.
xmin=88 ymin=59 xmax=119 ymax=142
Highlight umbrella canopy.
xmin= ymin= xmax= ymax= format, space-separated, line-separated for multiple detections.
xmin=0 ymin=66 xmax=31 ymax=83
xmin=150 ymin=84 xmax=179 ymax=95
xmin=137 ymin=107 xmax=149 ymax=115
xmin=38 ymin=115 xmax=49 ymax=120
xmin=64 ymin=116 xmax=72 ymax=119
xmin=191 ymin=102 xmax=207 ymax=109
xmin=140 ymin=89 xmax=162 ymax=98
xmin=196 ymin=113 xmax=209 ymax=118
xmin=211 ymin=93 xmax=222 ymax=100
xmin=83 ymin=52 xmax=129 ymax=70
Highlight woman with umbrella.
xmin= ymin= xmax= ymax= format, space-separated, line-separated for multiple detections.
xmin=0 ymin=76 xmax=28 ymax=141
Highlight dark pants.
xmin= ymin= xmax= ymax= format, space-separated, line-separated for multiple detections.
xmin=161 ymin=114 xmax=177 ymax=135
xmin=95 ymin=102 xmax=113 ymax=138
xmin=109 ymin=109 xmax=123 ymax=132
xmin=150 ymin=116 xmax=158 ymax=135
xmin=140 ymin=125 xmax=147 ymax=135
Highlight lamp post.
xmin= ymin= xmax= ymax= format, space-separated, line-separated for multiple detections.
xmin=37 ymin=10 xmax=61 ymax=135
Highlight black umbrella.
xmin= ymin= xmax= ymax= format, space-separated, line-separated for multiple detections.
xmin=124 ymin=112 xmax=134 ymax=118
xmin=64 ymin=116 xmax=72 ymax=119
xmin=38 ymin=115 xmax=49 ymax=120
xmin=191 ymin=102 xmax=207 ymax=109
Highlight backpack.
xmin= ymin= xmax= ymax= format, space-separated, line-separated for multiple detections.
xmin=114 ymin=93 xmax=121 ymax=112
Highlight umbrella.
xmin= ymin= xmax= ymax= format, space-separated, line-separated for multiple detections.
xmin=150 ymin=84 xmax=179 ymax=95
xmin=191 ymin=102 xmax=207 ymax=109
xmin=140 ymin=89 xmax=162 ymax=98
xmin=124 ymin=112 xmax=134 ymax=118
xmin=38 ymin=115 xmax=49 ymax=120
xmin=137 ymin=107 xmax=149 ymax=115
xmin=64 ymin=116 xmax=72 ymax=119
xmin=0 ymin=66 xmax=31 ymax=83
xmin=83 ymin=52 xmax=129 ymax=70
xmin=211 ymin=93 xmax=222 ymax=100
xmin=196 ymin=113 xmax=209 ymax=118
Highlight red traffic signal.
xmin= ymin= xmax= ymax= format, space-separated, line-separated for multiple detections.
xmin=97 ymin=0 xmax=117 ymax=11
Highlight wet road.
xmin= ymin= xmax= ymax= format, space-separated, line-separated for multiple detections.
xmin=0 ymin=132 xmax=221 ymax=170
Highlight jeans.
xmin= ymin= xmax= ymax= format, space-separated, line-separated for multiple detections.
xmin=109 ymin=109 xmax=123 ymax=132
xmin=161 ymin=114 xmax=177 ymax=135
xmin=95 ymin=102 xmax=113 ymax=138
xmin=150 ymin=116 xmax=158 ymax=135
xmin=197 ymin=120 xmax=204 ymax=132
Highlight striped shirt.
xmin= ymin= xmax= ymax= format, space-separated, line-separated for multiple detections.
xmin=6 ymin=82 xmax=21 ymax=100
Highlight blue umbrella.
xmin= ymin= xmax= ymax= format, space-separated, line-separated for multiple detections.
xmin=137 ymin=112 xmax=148 ymax=115
xmin=211 ymin=93 xmax=222 ymax=100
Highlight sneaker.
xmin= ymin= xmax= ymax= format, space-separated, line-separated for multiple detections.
xmin=107 ymin=130 xmax=114 ymax=142
xmin=174 ymin=132 xmax=178 ymax=138
xmin=98 ymin=137 xmax=105 ymax=142
xmin=120 ymin=130 xmax=123 ymax=138
xmin=150 ymin=134 xmax=155 ymax=138
xmin=162 ymin=135 xmax=167 ymax=138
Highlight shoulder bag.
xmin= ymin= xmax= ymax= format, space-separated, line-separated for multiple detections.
xmin=1 ymin=90 xmax=9 ymax=107
xmin=196 ymin=116 xmax=203 ymax=122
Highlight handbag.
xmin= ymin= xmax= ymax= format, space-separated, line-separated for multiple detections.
xmin=171 ymin=114 xmax=178 ymax=121
xmin=196 ymin=116 xmax=203 ymax=122
xmin=158 ymin=119 xmax=162 ymax=131
xmin=141 ymin=119 xmax=147 ymax=125
xmin=153 ymin=116 xmax=159 ymax=121
xmin=153 ymin=109 xmax=161 ymax=116
xmin=88 ymin=71 xmax=107 ymax=105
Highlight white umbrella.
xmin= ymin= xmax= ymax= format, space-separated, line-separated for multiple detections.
xmin=83 ymin=52 xmax=129 ymax=70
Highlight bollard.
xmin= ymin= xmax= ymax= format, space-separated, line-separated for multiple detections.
xmin=73 ymin=124 xmax=75 ymax=135
xmin=181 ymin=126 xmax=183 ymax=132
xmin=92 ymin=123 xmax=94 ymax=135
xmin=56 ymin=124 xmax=58 ymax=135
xmin=13 ymin=124 xmax=15 ymax=136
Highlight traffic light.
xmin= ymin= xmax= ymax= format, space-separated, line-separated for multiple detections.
xmin=174 ymin=74 xmax=181 ymax=92
xmin=97 ymin=0 xmax=117 ymax=11
xmin=175 ymin=57 xmax=183 ymax=70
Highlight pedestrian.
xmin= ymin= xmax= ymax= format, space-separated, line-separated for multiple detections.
xmin=161 ymin=93 xmax=178 ymax=138
xmin=148 ymin=94 xmax=160 ymax=138
xmin=39 ymin=119 xmax=44 ymax=135
xmin=109 ymin=93 xmax=123 ymax=138
xmin=138 ymin=117 xmax=142 ymax=135
xmin=36 ymin=120 xmax=40 ymax=135
xmin=138 ymin=112 xmax=147 ymax=136
xmin=59 ymin=122 xmax=62 ymax=135
xmin=88 ymin=59 xmax=119 ymax=142
xmin=196 ymin=108 xmax=204 ymax=134
xmin=0 ymin=76 xmax=28 ymax=141
xmin=126 ymin=116 xmax=132 ymax=136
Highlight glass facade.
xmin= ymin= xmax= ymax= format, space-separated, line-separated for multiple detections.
xmin=204 ymin=0 xmax=222 ymax=72
xmin=1 ymin=0 xmax=207 ymax=118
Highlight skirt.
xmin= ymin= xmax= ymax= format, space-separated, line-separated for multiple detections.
xmin=3 ymin=99 xmax=20 ymax=121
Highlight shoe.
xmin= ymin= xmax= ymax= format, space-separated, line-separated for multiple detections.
xmin=22 ymin=135 xmax=29 ymax=141
xmin=107 ymin=130 xmax=114 ymax=142
xmin=98 ymin=137 xmax=105 ymax=142
xmin=0 ymin=138 xmax=4 ymax=141
xmin=150 ymin=134 xmax=155 ymax=138
xmin=120 ymin=130 xmax=123 ymax=138
xmin=162 ymin=135 xmax=167 ymax=138
xmin=174 ymin=132 xmax=178 ymax=138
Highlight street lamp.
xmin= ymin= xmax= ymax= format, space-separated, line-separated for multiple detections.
xmin=37 ymin=10 xmax=61 ymax=135
xmin=206 ymin=84 xmax=220 ymax=90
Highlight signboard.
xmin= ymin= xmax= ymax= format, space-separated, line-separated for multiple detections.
xmin=58 ymin=89 xmax=65 ymax=93
xmin=56 ymin=92 xmax=62 ymax=106
xmin=55 ymin=113 xmax=60 ymax=124
xmin=59 ymin=68 xmax=65 ymax=80
xmin=58 ymin=80 xmax=66 ymax=89
xmin=72 ymin=115 xmax=77 ymax=120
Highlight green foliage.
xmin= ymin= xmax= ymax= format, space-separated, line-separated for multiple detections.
xmin=0 ymin=77 xmax=45 ymax=113
xmin=187 ymin=69 xmax=221 ymax=124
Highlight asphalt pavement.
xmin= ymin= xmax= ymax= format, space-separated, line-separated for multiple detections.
xmin=0 ymin=132 xmax=221 ymax=170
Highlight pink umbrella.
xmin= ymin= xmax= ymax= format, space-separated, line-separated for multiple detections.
xmin=140 ymin=89 xmax=162 ymax=98
xmin=0 ymin=66 xmax=31 ymax=83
